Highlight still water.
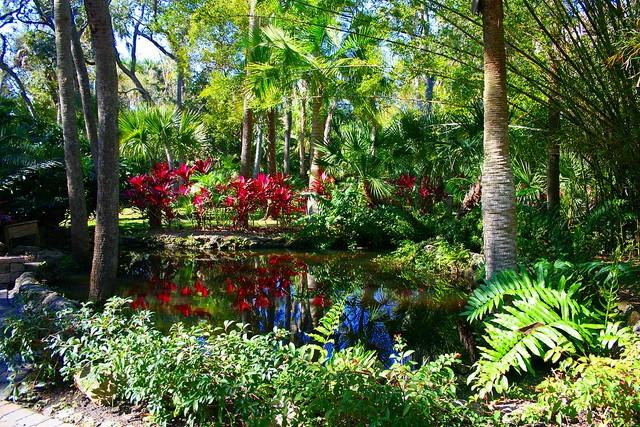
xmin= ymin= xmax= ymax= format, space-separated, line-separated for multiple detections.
xmin=110 ymin=250 xmax=470 ymax=362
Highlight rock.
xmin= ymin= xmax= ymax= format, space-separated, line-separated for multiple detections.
xmin=14 ymin=271 xmax=37 ymax=288
xmin=10 ymin=263 xmax=24 ymax=273
xmin=9 ymin=272 xmax=77 ymax=310
xmin=74 ymin=367 xmax=117 ymax=406
xmin=55 ymin=407 xmax=76 ymax=421
xmin=10 ymin=246 xmax=64 ymax=263
xmin=24 ymin=261 xmax=44 ymax=272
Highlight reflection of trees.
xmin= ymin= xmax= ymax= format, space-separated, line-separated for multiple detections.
xmin=119 ymin=251 xmax=473 ymax=361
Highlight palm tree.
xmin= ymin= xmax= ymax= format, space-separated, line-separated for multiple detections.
xmin=480 ymin=0 xmax=517 ymax=278
xmin=250 ymin=16 xmax=381 ymax=212
xmin=85 ymin=0 xmax=120 ymax=302
xmin=54 ymin=0 xmax=89 ymax=264
xmin=240 ymin=0 xmax=257 ymax=178
xmin=119 ymin=106 xmax=206 ymax=168
xmin=317 ymin=121 xmax=393 ymax=205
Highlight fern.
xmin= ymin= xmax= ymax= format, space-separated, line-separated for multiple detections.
xmin=306 ymin=300 xmax=344 ymax=351
xmin=465 ymin=267 xmax=630 ymax=398
xmin=462 ymin=270 xmax=540 ymax=322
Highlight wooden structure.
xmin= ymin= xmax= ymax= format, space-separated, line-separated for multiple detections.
xmin=3 ymin=220 xmax=40 ymax=248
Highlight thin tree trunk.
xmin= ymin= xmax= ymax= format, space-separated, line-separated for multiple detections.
xmin=0 ymin=58 xmax=36 ymax=118
xmin=240 ymin=0 xmax=257 ymax=177
xmin=547 ymin=59 xmax=561 ymax=212
xmin=424 ymin=76 xmax=435 ymax=114
xmin=547 ymin=114 xmax=561 ymax=211
xmin=298 ymin=95 xmax=307 ymax=178
xmin=55 ymin=0 xmax=90 ymax=265
xmin=116 ymin=56 xmax=152 ymax=103
xmin=163 ymin=143 xmax=174 ymax=168
xmin=323 ymin=100 xmax=336 ymax=144
xmin=70 ymin=17 xmax=99 ymax=164
xmin=307 ymin=92 xmax=325 ymax=214
xmin=176 ymin=66 xmax=184 ymax=108
xmin=253 ymin=123 xmax=263 ymax=178
xmin=283 ymin=108 xmax=292 ymax=175
xmin=85 ymin=0 xmax=120 ymax=302
xmin=240 ymin=101 xmax=253 ymax=177
xmin=481 ymin=0 xmax=517 ymax=279
xmin=267 ymin=108 xmax=277 ymax=174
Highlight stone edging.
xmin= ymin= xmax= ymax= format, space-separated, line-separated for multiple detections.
xmin=9 ymin=273 xmax=77 ymax=312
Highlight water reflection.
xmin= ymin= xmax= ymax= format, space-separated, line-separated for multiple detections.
xmin=119 ymin=250 xmax=469 ymax=361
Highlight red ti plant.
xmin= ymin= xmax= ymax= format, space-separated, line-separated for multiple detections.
xmin=395 ymin=174 xmax=417 ymax=205
xmin=125 ymin=162 xmax=180 ymax=228
xmin=222 ymin=173 xmax=302 ymax=229
xmin=222 ymin=175 xmax=254 ymax=228
xmin=309 ymin=170 xmax=335 ymax=198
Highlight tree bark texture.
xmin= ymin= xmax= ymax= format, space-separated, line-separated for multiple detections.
xmin=283 ymin=108 xmax=292 ymax=175
xmin=298 ymin=95 xmax=307 ymax=178
xmin=240 ymin=0 xmax=257 ymax=177
xmin=267 ymin=108 xmax=277 ymax=174
xmin=307 ymin=94 xmax=325 ymax=214
xmin=54 ymin=0 xmax=90 ymax=265
xmin=70 ymin=17 xmax=99 ymax=163
xmin=481 ymin=0 xmax=517 ymax=279
xmin=253 ymin=123 xmax=263 ymax=178
xmin=85 ymin=0 xmax=120 ymax=302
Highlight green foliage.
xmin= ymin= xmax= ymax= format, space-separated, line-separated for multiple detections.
xmin=119 ymin=106 xmax=207 ymax=168
xmin=515 ymin=341 xmax=640 ymax=426
xmin=419 ymin=203 xmax=483 ymax=253
xmin=0 ymin=97 xmax=90 ymax=224
xmin=375 ymin=239 xmax=477 ymax=293
xmin=2 ymin=296 xmax=485 ymax=426
xmin=0 ymin=301 xmax=74 ymax=397
xmin=464 ymin=262 xmax=635 ymax=398
xmin=517 ymin=205 xmax=575 ymax=262
xmin=297 ymin=184 xmax=424 ymax=249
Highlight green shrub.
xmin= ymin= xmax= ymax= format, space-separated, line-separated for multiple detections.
xmin=296 ymin=184 xmax=424 ymax=249
xmin=515 ymin=341 xmax=640 ymax=426
xmin=0 ymin=301 xmax=74 ymax=397
xmin=463 ymin=261 xmax=635 ymax=398
xmin=375 ymin=239 xmax=478 ymax=291
xmin=3 ymin=297 xmax=486 ymax=426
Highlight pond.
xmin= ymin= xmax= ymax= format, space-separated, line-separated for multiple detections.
xmin=64 ymin=250 xmax=472 ymax=363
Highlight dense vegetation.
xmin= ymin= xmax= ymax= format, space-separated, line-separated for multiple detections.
xmin=1 ymin=0 xmax=639 ymax=425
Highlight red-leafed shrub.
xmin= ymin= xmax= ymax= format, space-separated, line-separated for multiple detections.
xmin=221 ymin=173 xmax=303 ymax=228
xmin=125 ymin=162 xmax=179 ymax=227
xmin=125 ymin=160 xmax=303 ymax=229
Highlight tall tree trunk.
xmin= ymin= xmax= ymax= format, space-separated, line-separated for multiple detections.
xmin=424 ymin=76 xmax=435 ymax=114
xmin=307 ymin=92 xmax=325 ymax=214
xmin=240 ymin=0 xmax=257 ymax=177
xmin=283 ymin=108 xmax=292 ymax=175
xmin=0 ymin=59 xmax=36 ymax=118
xmin=240 ymin=101 xmax=253 ymax=177
xmin=267 ymin=108 xmax=277 ymax=174
xmin=253 ymin=123 xmax=263 ymax=178
xmin=323 ymin=100 xmax=336 ymax=145
xmin=298 ymin=95 xmax=307 ymax=178
xmin=481 ymin=0 xmax=516 ymax=279
xmin=55 ymin=0 xmax=90 ymax=265
xmin=547 ymin=60 xmax=561 ymax=212
xmin=176 ymin=66 xmax=184 ymax=108
xmin=70 ymin=17 xmax=99 ymax=164
xmin=85 ymin=0 xmax=120 ymax=302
